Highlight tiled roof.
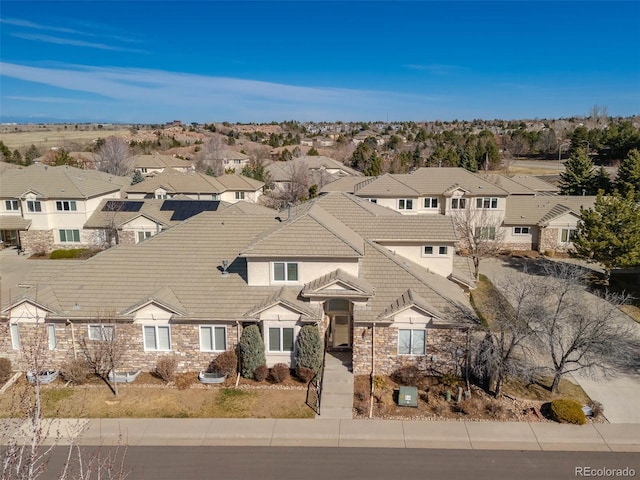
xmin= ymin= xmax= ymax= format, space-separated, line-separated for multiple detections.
xmin=302 ymin=268 xmax=374 ymax=297
xmin=244 ymin=286 xmax=317 ymax=318
xmin=125 ymin=171 xmax=263 ymax=195
xmin=0 ymin=164 xmax=128 ymax=199
xmin=509 ymin=175 xmax=559 ymax=193
xmin=378 ymin=289 xmax=443 ymax=320
xmin=132 ymin=154 xmax=193 ymax=169
xmin=320 ymin=176 xmax=367 ymax=193
xmin=477 ymin=173 xmax=536 ymax=195
xmin=504 ymin=196 xmax=597 ymax=225
xmin=0 ymin=215 xmax=32 ymax=230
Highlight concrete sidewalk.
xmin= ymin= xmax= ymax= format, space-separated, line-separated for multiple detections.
xmin=2 ymin=418 xmax=639 ymax=452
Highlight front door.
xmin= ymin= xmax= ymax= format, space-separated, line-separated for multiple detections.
xmin=331 ymin=314 xmax=351 ymax=349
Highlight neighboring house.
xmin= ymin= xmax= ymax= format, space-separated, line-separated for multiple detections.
xmin=267 ymin=156 xmax=361 ymax=193
xmin=221 ymin=150 xmax=250 ymax=172
xmin=2 ymin=192 xmax=477 ymax=378
xmin=0 ymin=164 xmax=129 ymax=254
xmin=503 ymin=196 xmax=597 ymax=252
xmin=125 ymin=171 xmax=264 ymax=204
xmin=133 ymin=154 xmax=194 ymax=176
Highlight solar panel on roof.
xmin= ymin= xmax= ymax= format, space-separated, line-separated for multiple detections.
xmin=102 ymin=201 xmax=143 ymax=212
xmin=160 ymin=200 xmax=222 ymax=221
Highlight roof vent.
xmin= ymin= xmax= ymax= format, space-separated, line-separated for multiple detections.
xmin=221 ymin=259 xmax=229 ymax=276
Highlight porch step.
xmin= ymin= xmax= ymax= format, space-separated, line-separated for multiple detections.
xmin=317 ymin=351 xmax=354 ymax=419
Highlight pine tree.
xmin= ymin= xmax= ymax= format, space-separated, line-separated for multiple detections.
xmin=591 ymin=166 xmax=612 ymax=194
xmin=615 ymin=148 xmax=640 ymax=201
xmin=560 ymin=147 xmax=595 ymax=195
xmin=238 ymin=325 xmax=266 ymax=379
xmin=130 ymin=170 xmax=145 ymax=185
xmin=574 ymin=191 xmax=640 ymax=271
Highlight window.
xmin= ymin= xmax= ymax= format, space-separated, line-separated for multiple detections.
xmin=451 ymin=198 xmax=466 ymax=209
xmin=155 ymin=194 xmax=168 ymax=200
xmin=88 ymin=324 xmax=115 ymax=341
xmin=476 ymin=197 xmax=498 ymax=209
xmin=423 ymin=246 xmax=448 ymax=256
xmin=137 ymin=231 xmax=152 ymax=243
xmin=398 ymin=329 xmax=425 ymax=355
xmin=366 ymin=198 xmax=377 ymax=204
xmin=514 ymin=227 xmax=530 ymax=235
xmin=423 ymin=197 xmax=438 ymax=209
xmin=273 ymin=262 xmax=298 ymax=282
xmin=48 ymin=324 xmax=56 ymax=350
xmin=59 ymin=229 xmax=80 ymax=243
xmin=235 ymin=191 xmax=245 ymax=200
xmin=398 ymin=199 xmax=413 ymax=210
xmin=5 ymin=200 xmax=19 ymax=211
xmin=27 ymin=200 xmax=42 ymax=212
xmin=268 ymin=327 xmax=294 ymax=353
xmin=140 ymin=168 xmax=148 ymax=173
xmin=10 ymin=324 xmax=20 ymax=350
xmin=143 ymin=325 xmax=171 ymax=351
xmin=55 ymin=200 xmax=77 ymax=211
xmin=561 ymin=228 xmax=578 ymax=243
xmin=211 ymin=194 xmax=219 ymax=200
xmin=475 ymin=227 xmax=496 ymax=240
xmin=200 ymin=326 xmax=226 ymax=352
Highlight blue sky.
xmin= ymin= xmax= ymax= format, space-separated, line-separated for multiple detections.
xmin=1 ymin=1 xmax=639 ymax=124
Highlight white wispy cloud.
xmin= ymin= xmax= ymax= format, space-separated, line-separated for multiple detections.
xmin=0 ymin=62 xmax=450 ymax=121
xmin=11 ymin=33 xmax=149 ymax=54
xmin=403 ymin=64 xmax=466 ymax=75
xmin=6 ymin=95 xmax=86 ymax=104
xmin=1 ymin=18 xmax=89 ymax=36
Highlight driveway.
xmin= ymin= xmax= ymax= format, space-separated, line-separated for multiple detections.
xmin=480 ymin=256 xmax=640 ymax=424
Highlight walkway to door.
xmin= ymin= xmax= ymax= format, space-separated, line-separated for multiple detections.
xmin=317 ymin=351 xmax=353 ymax=419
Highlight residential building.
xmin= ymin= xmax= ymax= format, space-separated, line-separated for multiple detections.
xmin=0 ymin=164 xmax=129 ymax=254
xmin=132 ymin=154 xmax=195 ymax=176
xmin=2 ymin=192 xmax=477 ymax=378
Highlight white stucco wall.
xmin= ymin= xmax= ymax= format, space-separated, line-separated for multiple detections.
xmin=246 ymin=258 xmax=360 ymax=286
xmin=379 ymin=243 xmax=453 ymax=277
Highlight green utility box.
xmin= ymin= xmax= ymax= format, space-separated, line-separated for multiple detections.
xmin=397 ymin=386 xmax=418 ymax=407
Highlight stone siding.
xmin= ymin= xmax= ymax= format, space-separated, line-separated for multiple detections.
xmin=352 ymin=325 xmax=467 ymax=376
xmin=20 ymin=230 xmax=54 ymax=256
xmin=538 ymin=227 xmax=558 ymax=253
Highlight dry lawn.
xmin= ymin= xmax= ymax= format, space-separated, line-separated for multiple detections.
xmin=0 ymin=129 xmax=129 ymax=150
xmin=0 ymin=373 xmax=314 ymax=419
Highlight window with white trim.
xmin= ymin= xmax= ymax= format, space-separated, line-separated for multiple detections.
xmin=56 ymin=200 xmax=77 ymax=211
xmin=423 ymin=197 xmax=438 ymax=209
xmin=514 ymin=227 xmax=530 ymax=235
xmin=211 ymin=194 xmax=219 ymax=200
xmin=88 ymin=324 xmax=115 ymax=341
xmin=48 ymin=324 xmax=56 ymax=350
xmin=423 ymin=246 xmax=449 ymax=256
xmin=268 ymin=327 xmax=294 ymax=353
xmin=398 ymin=199 xmax=413 ymax=210
xmin=5 ymin=200 xmax=19 ymax=211
xmin=439 ymin=246 xmax=448 ymax=255
xmin=235 ymin=191 xmax=245 ymax=200
xmin=27 ymin=200 xmax=42 ymax=212
xmin=137 ymin=231 xmax=152 ymax=243
xmin=143 ymin=325 xmax=171 ymax=351
xmin=199 ymin=326 xmax=226 ymax=352
xmin=10 ymin=324 xmax=20 ymax=350
xmin=475 ymin=226 xmax=496 ymax=240
xmin=451 ymin=198 xmax=466 ymax=209
xmin=59 ymin=229 xmax=80 ymax=243
xmin=155 ymin=194 xmax=168 ymax=200
xmin=476 ymin=197 xmax=498 ymax=209
xmin=398 ymin=329 xmax=425 ymax=355
xmin=561 ymin=228 xmax=578 ymax=243
xmin=273 ymin=262 xmax=298 ymax=282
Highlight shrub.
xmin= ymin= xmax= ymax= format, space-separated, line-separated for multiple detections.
xmin=212 ymin=350 xmax=237 ymax=377
xmin=589 ymin=400 xmax=604 ymax=418
xmin=155 ymin=356 xmax=178 ymax=383
xmin=50 ymin=248 xmax=88 ymax=259
xmin=174 ymin=373 xmax=195 ymax=390
xmin=391 ymin=365 xmax=423 ymax=387
xmin=296 ymin=366 xmax=315 ymax=383
xmin=60 ymin=358 xmax=91 ymax=385
xmin=440 ymin=373 xmax=461 ymax=388
xmin=253 ymin=365 xmax=269 ymax=382
xmin=270 ymin=363 xmax=290 ymax=383
xmin=0 ymin=358 xmax=12 ymax=384
xmin=549 ymin=399 xmax=587 ymax=425
xmin=295 ymin=325 xmax=323 ymax=374
xmin=239 ymin=325 xmax=266 ymax=379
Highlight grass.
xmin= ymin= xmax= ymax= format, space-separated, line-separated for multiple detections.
xmin=503 ymin=376 xmax=591 ymax=404
xmin=620 ymin=305 xmax=640 ymax=324
xmin=469 ymin=273 xmax=502 ymax=328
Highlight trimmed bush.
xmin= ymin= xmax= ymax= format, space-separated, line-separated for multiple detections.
xmin=253 ymin=365 xmax=269 ymax=382
xmin=212 ymin=350 xmax=237 ymax=377
xmin=295 ymin=325 xmax=323 ymax=375
xmin=60 ymin=358 xmax=91 ymax=385
xmin=270 ymin=363 xmax=290 ymax=383
xmin=0 ymin=358 xmax=12 ymax=384
xmin=549 ymin=399 xmax=587 ymax=425
xmin=155 ymin=356 xmax=178 ymax=383
xmin=296 ymin=366 xmax=315 ymax=383
xmin=239 ymin=325 xmax=266 ymax=379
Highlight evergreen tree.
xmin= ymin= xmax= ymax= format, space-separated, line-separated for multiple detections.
xmin=25 ymin=144 xmax=40 ymax=163
xmin=238 ymin=325 xmax=266 ymax=379
xmin=591 ymin=167 xmax=612 ymax=194
xmin=574 ymin=191 xmax=640 ymax=271
xmin=295 ymin=325 xmax=323 ymax=375
xmin=130 ymin=170 xmax=145 ymax=185
xmin=615 ymin=148 xmax=640 ymax=201
xmin=307 ymin=147 xmax=319 ymax=156
xmin=559 ymin=147 xmax=595 ymax=195
xmin=364 ymin=152 xmax=383 ymax=176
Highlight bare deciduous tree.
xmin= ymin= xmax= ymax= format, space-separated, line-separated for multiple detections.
xmin=195 ymin=134 xmax=227 ymax=176
xmin=96 ymin=137 xmax=132 ymax=177
xmin=452 ymin=206 xmax=506 ymax=279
